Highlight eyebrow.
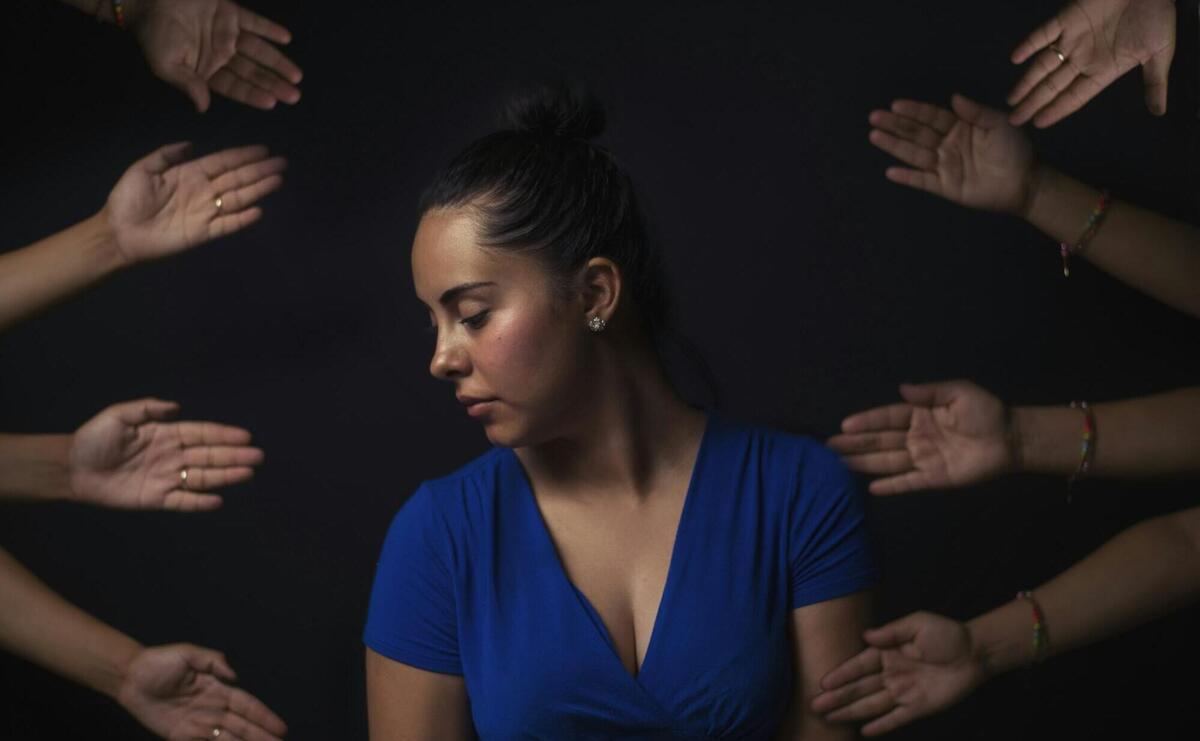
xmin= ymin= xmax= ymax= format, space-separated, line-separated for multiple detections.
xmin=439 ymin=281 xmax=497 ymax=305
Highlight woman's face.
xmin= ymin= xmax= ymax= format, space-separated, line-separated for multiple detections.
xmin=411 ymin=207 xmax=592 ymax=447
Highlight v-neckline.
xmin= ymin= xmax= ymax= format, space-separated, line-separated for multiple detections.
xmin=511 ymin=413 xmax=714 ymax=683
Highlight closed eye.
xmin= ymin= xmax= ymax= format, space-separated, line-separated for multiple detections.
xmin=460 ymin=310 xmax=490 ymax=329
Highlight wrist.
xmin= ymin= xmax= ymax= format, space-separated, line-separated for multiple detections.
xmin=92 ymin=207 xmax=136 ymax=270
xmin=965 ymin=600 xmax=1031 ymax=681
xmin=0 ymin=434 xmax=75 ymax=502
xmin=1007 ymin=406 xmax=1030 ymax=475
xmin=1015 ymin=162 xmax=1049 ymax=221
xmin=103 ymin=639 xmax=145 ymax=702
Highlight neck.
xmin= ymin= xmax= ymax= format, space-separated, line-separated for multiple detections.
xmin=515 ymin=341 xmax=706 ymax=502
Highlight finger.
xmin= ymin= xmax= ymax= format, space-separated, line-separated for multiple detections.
xmin=825 ymin=687 xmax=897 ymax=724
xmin=112 ymin=398 xmax=181 ymax=426
xmin=811 ymin=673 xmax=885 ymax=713
xmin=867 ymin=110 xmax=943 ymax=149
xmin=1008 ymin=58 xmax=1081 ymax=126
xmin=884 ymin=166 xmax=943 ymax=196
xmin=949 ymin=93 xmax=1006 ymax=128
xmin=868 ymin=470 xmax=937 ymax=496
xmin=225 ymin=54 xmax=300 ymax=106
xmin=1031 ymin=73 xmax=1105 ymax=128
xmin=227 ymin=686 xmax=289 ymax=736
xmin=889 ymin=99 xmax=956 ymax=135
xmin=841 ymin=403 xmax=914 ymax=434
xmin=182 ymin=646 xmax=237 ymax=681
xmin=182 ymin=446 xmax=265 ymax=468
xmin=210 ymin=156 xmax=288 ymax=195
xmin=162 ymin=490 xmax=224 ymax=512
xmin=193 ymin=145 xmax=272 ymax=179
xmin=820 ymin=646 xmax=882 ymax=690
xmin=840 ymin=450 xmax=913 ymax=476
xmin=238 ymin=7 xmax=293 ymax=46
xmin=210 ymin=207 xmax=264 ymax=240
xmin=137 ymin=142 xmax=194 ymax=175
xmin=1143 ymin=45 xmax=1175 ymax=116
xmin=827 ymin=431 xmax=909 ymax=456
xmin=183 ymin=466 xmax=257 ymax=491
xmin=210 ymin=67 xmax=279 ymax=111
xmin=862 ymin=704 xmax=921 ymax=737
xmin=213 ymin=175 xmax=284 ymax=215
xmin=236 ymin=35 xmax=303 ymax=88
xmin=868 ymin=129 xmax=937 ymax=171
xmin=178 ymin=422 xmax=253 ymax=447
xmin=1007 ymin=46 xmax=1070 ymax=110
xmin=1010 ymin=14 xmax=1064 ymax=64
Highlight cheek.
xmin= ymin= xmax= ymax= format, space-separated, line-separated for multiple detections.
xmin=477 ymin=309 xmax=579 ymax=399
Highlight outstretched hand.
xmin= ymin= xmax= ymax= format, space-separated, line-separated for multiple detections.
xmin=827 ymin=381 xmax=1015 ymax=495
xmin=811 ymin=612 xmax=986 ymax=737
xmin=129 ymin=0 xmax=303 ymax=112
xmin=117 ymin=644 xmax=288 ymax=740
xmin=103 ymin=142 xmax=286 ymax=264
xmin=69 ymin=398 xmax=263 ymax=511
xmin=868 ymin=95 xmax=1036 ymax=215
xmin=1008 ymin=0 xmax=1177 ymax=127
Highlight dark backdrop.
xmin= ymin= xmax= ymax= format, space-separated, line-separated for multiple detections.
xmin=2 ymin=1 xmax=1198 ymax=739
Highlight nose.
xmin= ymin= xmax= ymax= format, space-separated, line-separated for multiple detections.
xmin=429 ymin=330 xmax=470 ymax=381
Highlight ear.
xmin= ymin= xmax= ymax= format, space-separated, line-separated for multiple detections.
xmin=579 ymin=257 xmax=622 ymax=325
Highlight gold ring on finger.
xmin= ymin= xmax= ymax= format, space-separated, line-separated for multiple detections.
xmin=1050 ymin=45 xmax=1066 ymax=63
xmin=180 ymin=468 xmax=189 ymax=489
xmin=214 ymin=195 xmax=224 ymax=211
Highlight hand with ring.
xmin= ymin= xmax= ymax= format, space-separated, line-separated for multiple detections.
xmin=103 ymin=142 xmax=287 ymax=265
xmin=116 ymin=643 xmax=288 ymax=740
xmin=1007 ymin=0 xmax=1177 ymax=127
xmin=68 ymin=398 xmax=264 ymax=511
xmin=811 ymin=612 xmax=986 ymax=736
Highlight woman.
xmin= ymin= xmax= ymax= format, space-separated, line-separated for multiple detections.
xmin=364 ymin=84 xmax=876 ymax=740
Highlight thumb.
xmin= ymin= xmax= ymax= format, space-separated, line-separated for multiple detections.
xmin=181 ymin=644 xmax=238 ymax=682
xmin=110 ymin=398 xmax=181 ymax=426
xmin=162 ymin=64 xmax=212 ymax=113
xmin=950 ymin=93 xmax=1004 ymax=128
xmin=863 ymin=612 xmax=928 ymax=648
xmin=898 ymin=380 xmax=966 ymax=409
xmin=1142 ymin=45 xmax=1174 ymax=116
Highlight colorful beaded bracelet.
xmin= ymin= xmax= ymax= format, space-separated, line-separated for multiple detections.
xmin=1059 ymin=189 xmax=1111 ymax=277
xmin=112 ymin=0 xmax=126 ymax=29
xmin=1015 ymin=590 xmax=1049 ymax=663
xmin=1067 ymin=400 xmax=1095 ymax=501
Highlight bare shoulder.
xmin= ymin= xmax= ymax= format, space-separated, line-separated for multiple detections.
xmin=366 ymin=648 xmax=475 ymax=740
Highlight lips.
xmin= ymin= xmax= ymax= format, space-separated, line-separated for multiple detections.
xmin=457 ymin=394 xmax=498 ymax=418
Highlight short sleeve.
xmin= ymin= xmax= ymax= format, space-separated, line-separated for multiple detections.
xmin=364 ymin=484 xmax=462 ymax=675
xmin=788 ymin=444 xmax=876 ymax=610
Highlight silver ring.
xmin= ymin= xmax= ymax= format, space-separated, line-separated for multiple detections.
xmin=213 ymin=195 xmax=224 ymax=211
xmin=1050 ymin=45 xmax=1066 ymax=63
xmin=180 ymin=468 xmax=189 ymax=489
xmin=212 ymin=728 xmax=222 ymax=738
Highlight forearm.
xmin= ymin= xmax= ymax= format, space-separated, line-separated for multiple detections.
xmin=1023 ymin=165 xmax=1200 ymax=318
xmin=0 ymin=434 xmax=74 ymax=502
xmin=0 ymin=211 xmax=128 ymax=332
xmin=967 ymin=506 xmax=1200 ymax=677
xmin=58 ymin=0 xmax=146 ymax=26
xmin=1012 ymin=386 xmax=1200 ymax=478
xmin=0 ymin=547 xmax=142 ymax=699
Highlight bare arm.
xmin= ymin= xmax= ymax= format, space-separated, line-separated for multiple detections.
xmin=0 ymin=213 xmax=127 ymax=332
xmin=0 ymin=434 xmax=73 ymax=502
xmin=775 ymin=592 xmax=872 ymax=740
xmin=366 ymin=649 xmax=475 ymax=741
xmin=1012 ymin=386 xmax=1200 ymax=479
xmin=970 ymin=504 xmax=1200 ymax=674
xmin=1024 ymin=164 xmax=1200 ymax=319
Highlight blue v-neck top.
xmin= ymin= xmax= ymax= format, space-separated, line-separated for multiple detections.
xmin=365 ymin=414 xmax=876 ymax=739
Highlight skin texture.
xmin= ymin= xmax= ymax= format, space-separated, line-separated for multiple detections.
xmin=368 ymin=207 xmax=867 ymax=739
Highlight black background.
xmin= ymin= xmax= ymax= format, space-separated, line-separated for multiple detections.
xmin=2 ymin=1 xmax=1198 ymax=738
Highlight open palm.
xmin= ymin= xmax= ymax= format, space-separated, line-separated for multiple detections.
xmin=813 ymin=613 xmax=985 ymax=737
xmin=68 ymin=398 xmax=263 ymax=511
xmin=104 ymin=142 xmax=286 ymax=264
xmin=868 ymin=95 xmax=1036 ymax=215
xmin=828 ymin=381 xmax=1015 ymax=495
xmin=118 ymin=644 xmax=288 ymax=740
xmin=1009 ymin=0 xmax=1177 ymax=126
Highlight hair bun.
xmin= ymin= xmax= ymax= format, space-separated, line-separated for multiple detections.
xmin=500 ymin=82 xmax=606 ymax=141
